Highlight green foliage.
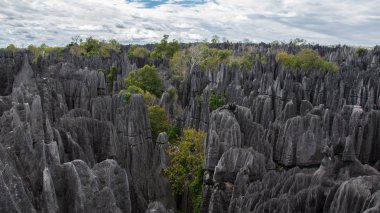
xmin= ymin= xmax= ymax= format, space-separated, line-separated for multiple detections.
xmin=69 ymin=37 xmax=121 ymax=57
xmin=148 ymin=105 xmax=170 ymax=141
xmin=209 ymin=90 xmax=225 ymax=111
xmin=276 ymin=49 xmax=339 ymax=73
xmin=128 ymin=45 xmax=151 ymax=58
xmin=189 ymin=168 xmax=204 ymax=213
xmin=121 ymin=85 xmax=156 ymax=106
xmin=124 ymin=65 xmax=164 ymax=97
xmin=107 ymin=65 xmax=118 ymax=92
xmin=167 ymin=125 xmax=180 ymax=142
xmin=81 ymin=37 xmax=101 ymax=56
xmin=164 ymin=129 xmax=206 ymax=213
xmin=355 ymin=48 xmax=368 ymax=57
xmin=254 ymin=53 xmax=267 ymax=65
xmin=168 ymin=87 xmax=177 ymax=100
xmin=170 ymin=51 xmax=188 ymax=79
xmin=217 ymin=49 xmax=233 ymax=60
xmin=229 ymin=52 xmax=256 ymax=69
xmin=28 ymin=44 xmax=64 ymax=63
xmin=6 ymin=44 xmax=18 ymax=52
xmin=201 ymin=47 xmax=235 ymax=70
xmin=170 ymin=43 xmax=238 ymax=74
xmin=152 ymin=35 xmax=179 ymax=59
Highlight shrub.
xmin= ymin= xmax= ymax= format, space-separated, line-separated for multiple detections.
xmin=128 ymin=45 xmax=151 ymax=58
xmin=124 ymin=65 xmax=164 ymax=97
xmin=168 ymin=87 xmax=177 ymax=100
xmin=28 ymin=44 xmax=64 ymax=63
xmin=164 ymin=129 xmax=207 ymax=213
xmin=170 ymin=43 xmax=236 ymax=73
xmin=200 ymin=46 xmax=234 ymax=70
xmin=217 ymin=49 xmax=233 ymax=60
xmin=6 ymin=44 xmax=18 ymax=52
xmin=148 ymin=105 xmax=170 ymax=141
xmin=209 ymin=90 xmax=225 ymax=111
xmin=121 ymin=85 xmax=156 ymax=106
xmin=276 ymin=49 xmax=339 ymax=73
xmin=229 ymin=51 xmax=255 ymax=69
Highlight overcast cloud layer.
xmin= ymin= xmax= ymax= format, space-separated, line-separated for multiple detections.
xmin=0 ymin=0 xmax=379 ymax=47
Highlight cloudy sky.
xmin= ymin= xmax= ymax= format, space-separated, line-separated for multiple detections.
xmin=0 ymin=0 xmax=379 ymax=47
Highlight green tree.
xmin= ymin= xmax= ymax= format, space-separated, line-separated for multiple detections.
xmin=69 ymin=37 xmax=121 ymax=57
xmin=276 ymin=48 xmax=339 ymax=73
xmin=170 ymin=43 xmax=237 ymax=73
xmin=228 ymin=51 xmax=255 ymax=69
xmin=164 ymin=129 xmax=207 ymax=213
xmin=122 ymin=86 xmax=156 ymax=106
xmin=170 ymin=51 xmax=188 ymax=79
xmin=28 ymin=44 xmax=64 ymax=63
xmin=5 ymin=44 xmax=18 ymax=52
xmin=128 ymin=45 xmax=151 ymax=58
xmin=148 ymin=105 xmax=170 ymax=141
xmin=170 ymin=43 xmax=209 ymax=78
xmin=80 ymin=37 xmax=101 ymax=56
xmin=124 ymin=65 xmax=164 ymax=97
xmin=152 ymin=35 xmax=179 ymax=59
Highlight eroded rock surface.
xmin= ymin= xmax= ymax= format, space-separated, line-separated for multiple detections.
xmin=1 ymin=44 xmax=380 ymax=213
xmin=0 ymin=51 xmax=174 ymax=213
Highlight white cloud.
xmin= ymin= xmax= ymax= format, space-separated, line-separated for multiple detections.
xmin=0 ymin=0 xmax=379 ymax=47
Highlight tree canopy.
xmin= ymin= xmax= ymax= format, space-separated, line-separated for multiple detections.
xmin=68 ymin=37 xmax=121 ymax=57
xmin=151 ymin=35 xmax=179 ymax=59
xmin=124 ymin=65 xmax=164 ymax=97
xmin=276 ymin=48 xmax=339 ymax=73
xmin=128 ymin=45 xmax=151 ymax=58
xmin=164 ymin=129 xmax=206 ymax=213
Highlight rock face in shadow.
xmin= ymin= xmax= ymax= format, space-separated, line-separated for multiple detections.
xmin=0 ymin=52 xmax=174 ymax=213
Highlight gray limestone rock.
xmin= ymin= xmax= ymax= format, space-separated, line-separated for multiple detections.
xmin=3 ymin=43 xmax=380 ymax=213
xmin=213 ymin=148 xmax=266 ymax=183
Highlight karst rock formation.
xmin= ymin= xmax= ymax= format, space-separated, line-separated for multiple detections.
xmin=1 ymin=44 xmax=380 ymax=213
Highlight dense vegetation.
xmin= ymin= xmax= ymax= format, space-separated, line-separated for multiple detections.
xmin=170 ymin=43 xmax=269 ymax=80
xmin=151 ymin=35 xmax=179 ymax=59
xmin=27 ymin=44 xmax=64 ymax=63
xmin=148 ymin=105 xmax=170 ymax=141
xmin=164 ymin=129 xmax=206 ymax=213
xmin=128 ymin=45 xmax=151 ymax=58
xmin=209 ymin=90 xmax=225 ymax=111
xmin=106 ymin=64 xmax=118 ymax=92
xmin=124 ymin=65 xmax=164 ymax=98
xmin=2 ymin=37 xmax=122 ymax=63
xmin=146 ymin=105 xmax=179 ymax=142
xmin=68 ymin=37 xmax=121 ymax=57
xmin=276 ymin=48 xmax=339 ymax=73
